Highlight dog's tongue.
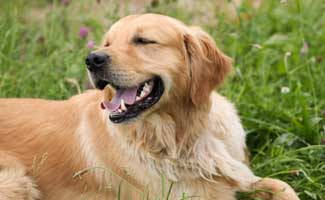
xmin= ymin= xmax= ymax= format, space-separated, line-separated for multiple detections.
xmin=103 ymin=87 xmax=137 ymax=111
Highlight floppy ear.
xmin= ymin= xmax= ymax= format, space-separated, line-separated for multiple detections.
xmin=184 ymin=27 xmax=232 ymax=106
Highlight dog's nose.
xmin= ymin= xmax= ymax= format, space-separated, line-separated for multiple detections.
xmin=85 ymin=52 xmax=110 ymax=71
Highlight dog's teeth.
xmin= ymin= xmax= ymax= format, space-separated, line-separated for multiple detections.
xmin=121 ymin=99 xmax=127 ymax=111
xmin=118 ymin=109 xmax=122 ymax=113
xmin=136 ymin=96 xmax=140 ymax=101
xmin=143 ymin=83 xmax=150 ymax=92
xmin=143 ymin=87 xmax=150 ymax=92
xmin=140 ymin=91 xmax=146 ymax=97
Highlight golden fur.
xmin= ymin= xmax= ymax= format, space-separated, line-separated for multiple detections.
xmin=0 ymin=14 xmax=299 ymax=200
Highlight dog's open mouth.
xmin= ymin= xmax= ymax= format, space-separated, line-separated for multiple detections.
xmin=100 ymin=77 xmax=164 ymax=123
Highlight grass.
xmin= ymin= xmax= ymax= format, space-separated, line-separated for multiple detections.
xmin=0 ymin=0 xmax=324 ymax=199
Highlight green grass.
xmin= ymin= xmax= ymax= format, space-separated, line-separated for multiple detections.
xmin=0 ymin=0 xmax=324 ymax=199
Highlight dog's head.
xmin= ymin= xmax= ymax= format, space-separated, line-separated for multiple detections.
xmin=86 ymin=14 xmax=231 ymax=123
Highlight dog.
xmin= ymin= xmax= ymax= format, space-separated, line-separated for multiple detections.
xmin=0 ymin=14 xmax=299 ymax=200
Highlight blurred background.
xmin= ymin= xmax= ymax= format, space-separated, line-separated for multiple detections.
xmin=0 ymin=0 xmax=324 ymax=199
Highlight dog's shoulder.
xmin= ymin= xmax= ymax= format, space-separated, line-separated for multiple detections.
xmin=207 ymin=91 xmax=247 ymax=162
xmin=209 ymin=91 xmax=242 ymax=128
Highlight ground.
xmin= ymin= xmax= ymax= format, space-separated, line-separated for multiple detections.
xmin=0 ymin=0 xmax=324 ymax=199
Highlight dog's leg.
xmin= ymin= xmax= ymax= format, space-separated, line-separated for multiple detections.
xmin=194 ymin=135 xmax=299 ymax=200
xmin=0 ymin=151 xmax=40 ymax=200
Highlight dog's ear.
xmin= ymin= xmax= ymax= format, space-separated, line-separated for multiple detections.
xmin=184 ymin=27 xmax=232 ymax=106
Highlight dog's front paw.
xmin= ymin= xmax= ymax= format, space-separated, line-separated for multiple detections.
xmin=251 ymin=178 xmax=299 ymax=200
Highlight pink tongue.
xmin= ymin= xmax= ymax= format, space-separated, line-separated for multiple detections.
xmin=103 ymin=87 xmax=137 ymax=111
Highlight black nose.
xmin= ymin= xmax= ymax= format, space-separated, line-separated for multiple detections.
xmin=85 ymin=52 xmax=109 ymax=71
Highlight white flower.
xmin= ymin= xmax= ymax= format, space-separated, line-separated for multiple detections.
xmin=281 ymin=86 xmax=290 ymax=94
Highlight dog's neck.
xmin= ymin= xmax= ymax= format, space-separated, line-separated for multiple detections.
xmin=104 ymin=95 xmax=212 ymax=182
xmin=114 ymin=96 xmax=211 ymax=157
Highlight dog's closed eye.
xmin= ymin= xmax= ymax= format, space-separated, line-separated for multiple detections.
xmin=133 ymin=36 xmax=157 ymax=45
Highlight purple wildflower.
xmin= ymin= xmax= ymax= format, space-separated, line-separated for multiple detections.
xmin=86 ymin=40 xmax=95 ymax=49
xmin=79 ymin=27 xmax=89 ymax=39
xmin=61 ymin=0 xmax=70 ymax=6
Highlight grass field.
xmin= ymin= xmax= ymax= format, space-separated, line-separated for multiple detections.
xmin=0 ymin=0 xmax=324 ymax=199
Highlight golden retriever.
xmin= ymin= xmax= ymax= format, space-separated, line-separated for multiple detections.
xmin=0 ymin=14 xmax=299 ymax=200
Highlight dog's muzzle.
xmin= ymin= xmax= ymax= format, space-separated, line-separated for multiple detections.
xmin=85 ymin=53 xmax=165 ymax=123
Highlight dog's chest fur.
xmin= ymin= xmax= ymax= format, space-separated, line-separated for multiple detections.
xmin=110 ymin=108 xmax=215 ymax=183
